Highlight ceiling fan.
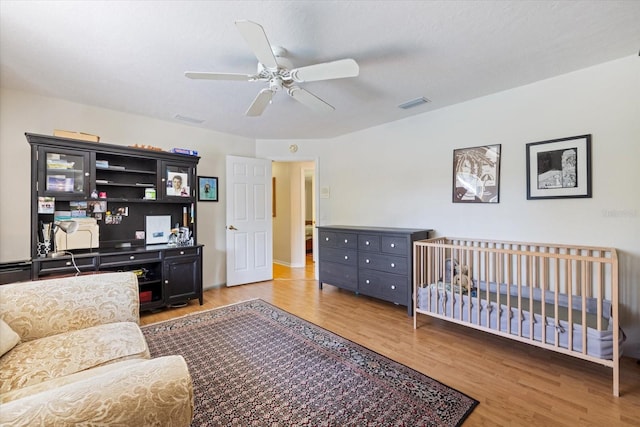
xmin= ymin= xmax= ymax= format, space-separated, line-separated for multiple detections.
xmin=185 ymin=20 xmax=360 ymax=117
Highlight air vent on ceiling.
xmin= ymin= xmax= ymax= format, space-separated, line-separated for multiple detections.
xmin=398 ymin=97 xmax=431 ymax=110
xmin=174 ymin=114 xmax=205 ymax=124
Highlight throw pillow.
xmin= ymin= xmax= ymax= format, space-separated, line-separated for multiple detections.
xmin=0 ymin=318 xmax=20 ymax=356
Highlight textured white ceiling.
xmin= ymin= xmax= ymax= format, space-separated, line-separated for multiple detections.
xmin=1 ymin=1 xmax=639 ymax=140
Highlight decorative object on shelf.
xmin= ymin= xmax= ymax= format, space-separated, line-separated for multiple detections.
xmin=144 ymin=188 xmax=156 ymax=200
xmin=36 ymin=240 xmax=51 ymax=257
xmin=53 ymin=129 xmax=100 ymax=142
xmin=37 ymin=196 xmax=55 ymax=214
xmin=129 ymin=144 xmax=163 ymax=151
xmin=453 ymin=144 xmax=501 ymax=203
xmin=166 ymin=169 xmax=190 ymax=197
xmin=197 ymin=176 xmax=218 ymax=202
xmin=170 ymin=148 xmax=199 ymax=156
xmin=526 ymin=134 xmax=592 ymax=200
xmin=145 ymin=215 xmax=172 ymax=245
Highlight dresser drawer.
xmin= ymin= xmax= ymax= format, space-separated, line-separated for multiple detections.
xmin=380 ymin=236 xmax=408 ymax=255
xmin=100 ymin=251 xmax=162 ymax=267
xmin=359 ymin=269 xmax=408 ymax=305
xmin=358 ymin=234 xmax=380 ymax=252
xmin=319 ymin=247 xmax=357 ymax=266
xmin=359 ymin=252 xmax=408 ymax=275
xmin=319 ymin=261 xmax=357 ymax=291
xmin=319 ymin=231 xmax=357 ymax=249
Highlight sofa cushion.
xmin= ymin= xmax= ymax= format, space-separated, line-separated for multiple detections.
xmin=0 ymin=321 xmax=150 ymax=394
xmin=0 ymin=319 xmax=20 ymax=356
xmin=0 ymin=356 xmax=194 ymax=427
xmin=0 ymin=358 xmax=143 ymax=404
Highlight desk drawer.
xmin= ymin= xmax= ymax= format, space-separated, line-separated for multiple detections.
xmin=358 ymin=253 xmax=408 ymax=275
xmin=164 ymin=247 xmax=200 ymax=258
xmin=36 ymin=256 xmax=97 ymax=275
xmin=100 ymin=251 xmax=162 ymax=267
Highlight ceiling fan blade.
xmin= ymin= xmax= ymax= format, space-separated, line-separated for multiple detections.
xmin=246 ymin=88 xmax=274 ymax=116
xmin=185 ymin=71 xmax=256 ymax=81
xmin=235 ymin=20 xmax=278 ymax=70
xmin=290 ymin=59 xmax=359 ymax=82
xmin=288 ymin=87 xmax=335 ymax=112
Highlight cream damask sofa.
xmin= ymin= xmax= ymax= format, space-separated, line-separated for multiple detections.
xmin=0 ymin=272 xmax=193 ymax=426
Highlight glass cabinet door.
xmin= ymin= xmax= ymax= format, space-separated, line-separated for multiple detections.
xmin=38 ymin=147 xmax=91 ymax=197
xmin=161 ymin=161 xmax=195 ymax=200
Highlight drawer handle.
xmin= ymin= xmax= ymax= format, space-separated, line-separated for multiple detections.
xmin=344 ymin=239 xmax=348 ymax=243
xmin=365 ymin=241 xmax=370 ymax=245
xmin=129 ymin=256 xmax=135 ymax=260
xmin=391 ymin=285 xmax=396 ymax=290
xmin=325 ymin=237 xmax=329 ymax=241
xmin=164 ymin=280 xmax=169 ymax=284
xmin=344 ymin=255 xmax=349 ymax=260
xmin=390 ymin=263 xmax=395 ymax=268
xmin=365 ymin=259 xmax=370 ymax=263
xmin=365 ymin=279 xmax=370 ymax=284
xmin=66 ymin=261 xmax=72 ymax=266
xmin=390 ymin=243 xmax=396 ymax=248
xmin=180 ymin=251 xmax=185 ymax=255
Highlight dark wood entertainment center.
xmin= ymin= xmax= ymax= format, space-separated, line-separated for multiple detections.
xmin=26 ymin=133 xmax=203 ymax=311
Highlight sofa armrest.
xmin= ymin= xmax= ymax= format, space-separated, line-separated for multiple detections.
xmin=0 ymin=272 xmax=139 ymax=342
xmin=0 ymin=355 xmax=193 ymax=427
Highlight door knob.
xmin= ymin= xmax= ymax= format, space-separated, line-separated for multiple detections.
xmin=228 ymin=225 xmax=238 ymax=230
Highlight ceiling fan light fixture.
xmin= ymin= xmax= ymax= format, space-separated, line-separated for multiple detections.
xmin=398 ymin=97 xmax=431 ymax=110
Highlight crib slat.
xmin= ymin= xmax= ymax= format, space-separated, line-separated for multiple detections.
xmin=582 ymin=259 xmax=588 ymax=355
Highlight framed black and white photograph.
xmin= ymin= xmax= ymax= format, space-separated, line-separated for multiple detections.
xmin=198 ymin=176 xmax=218 ymax=202
xmin=453 ymin=144 xmax=501 ymax=203
xmin=526 ymin=134 xmax=591 ymax=200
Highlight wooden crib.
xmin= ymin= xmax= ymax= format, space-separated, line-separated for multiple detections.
xmin=413 ymin=237 xmax=621 ymax=396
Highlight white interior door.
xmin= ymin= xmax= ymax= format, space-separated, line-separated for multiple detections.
xmin=225 ymin=155 xmax=273 ymax=286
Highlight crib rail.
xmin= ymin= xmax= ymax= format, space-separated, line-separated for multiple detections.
xmin=413 ymin=237 xmax=620 ymax=396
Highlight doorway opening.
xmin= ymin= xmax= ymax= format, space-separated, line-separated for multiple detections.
xmin=271 ymin=160 xmax=316 ymax=270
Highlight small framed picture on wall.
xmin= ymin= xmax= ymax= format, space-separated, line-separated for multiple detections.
xmin=198 ymin=176 xmax=218 ymax=202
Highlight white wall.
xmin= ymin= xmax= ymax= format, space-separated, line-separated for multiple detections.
xmin=257 ymin=56 xmax=640 ymax=357
xmin=0 ymin=88 xmax=255 ymax=289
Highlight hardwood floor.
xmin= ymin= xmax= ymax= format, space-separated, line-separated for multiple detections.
xmin=141 ymin=258 xmax=640 ymax=426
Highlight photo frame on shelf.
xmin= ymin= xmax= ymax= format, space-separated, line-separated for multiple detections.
xmin=526 ymin=134 xmax=591 ymax=200
xmin=145 ymin=215 xmax=171 ymax=245
xmin=452 ymin=144 xmax=501 ymax=203
xmin=166 ymin=168 xmax=190 ymax=197
xmin=198 ymin=176 xmax=218 ymax=202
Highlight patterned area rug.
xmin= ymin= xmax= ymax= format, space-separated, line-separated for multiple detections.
xmin=142 ymin=299 xmax=478 ymax=426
